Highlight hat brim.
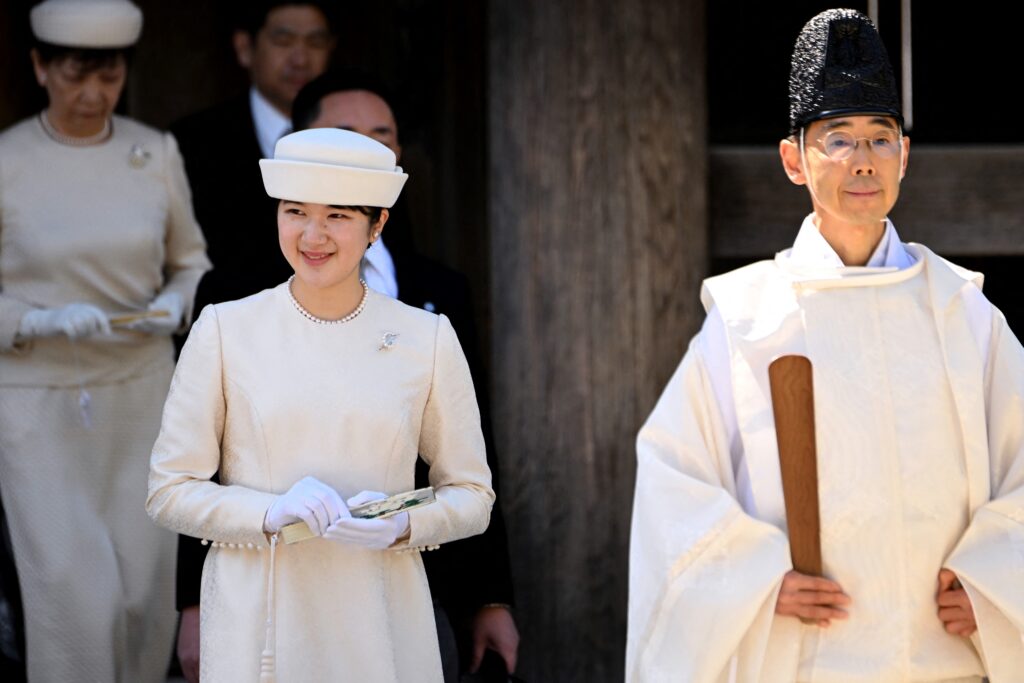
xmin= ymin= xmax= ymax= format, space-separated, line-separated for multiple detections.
xmin=813 ymin=107 xmax=903 ymax=124
xmin=259 ymin=159 xmax=408 ymax=208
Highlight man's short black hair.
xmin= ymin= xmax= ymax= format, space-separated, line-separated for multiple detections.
xmin=235 ymin=0 xmax=335 ymax=37
xmin=291 ymin=68 xmax=403 ymax=133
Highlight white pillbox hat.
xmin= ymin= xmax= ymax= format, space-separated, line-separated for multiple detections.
xmin=31 ymin=0 xmax=143 ymax=49
xmin=260 ymin=128 xmax=408 ymax=208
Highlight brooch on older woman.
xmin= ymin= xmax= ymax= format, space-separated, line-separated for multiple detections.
xmin=129 ymin=144 xmax=150 ymax=168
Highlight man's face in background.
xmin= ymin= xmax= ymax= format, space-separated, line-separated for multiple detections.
xmin=309 ymin=89 xmax=401 ymax=160
xmin=234 ymin=4 xmax=334 ymax=114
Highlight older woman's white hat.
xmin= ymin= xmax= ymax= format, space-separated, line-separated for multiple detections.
xmin=31 ymin=0 xmax=143 ymax=48
xmin=260 ymin=129 xmax=408 ymax=208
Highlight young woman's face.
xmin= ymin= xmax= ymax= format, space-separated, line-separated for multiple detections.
xmin=278 ymin=201 xmax=383 ymax=292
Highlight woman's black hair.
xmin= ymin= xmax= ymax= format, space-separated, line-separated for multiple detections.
xmin=342 ymin=205 xmax=384 ymax=225
xmin=33 ymin=41 xmax=131 ymax=72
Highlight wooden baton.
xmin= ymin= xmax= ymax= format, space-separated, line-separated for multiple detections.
xmin=768 ymin=355 xmax=823 ymax=578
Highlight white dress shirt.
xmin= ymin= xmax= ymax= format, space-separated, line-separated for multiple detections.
xmin=362 ymin=237 xmax=399 ymax=299
xmin=249 ymin=87 xmax=291 ymax=159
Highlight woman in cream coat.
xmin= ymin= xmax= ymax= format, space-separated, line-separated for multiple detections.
xmin=147 ymin=127 xmax=494 ymax=682
xmin=0 ymin=1 xmax=209 ymax=680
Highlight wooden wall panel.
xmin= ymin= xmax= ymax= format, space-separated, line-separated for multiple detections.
xmin=488 ymin=1 xmax=707 ymax=679
xmin=711 ymin=145 xmax=1024 ymax=258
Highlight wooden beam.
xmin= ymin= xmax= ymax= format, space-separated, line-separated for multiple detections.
xmin=711 ymin=145 xmax=1024 ymax=258
xmin=488 ymin=0 xmax=707 ymax=679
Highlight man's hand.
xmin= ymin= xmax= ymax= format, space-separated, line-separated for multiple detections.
xmin=469 ymin=605 xmax=520 ymax=674
xmin=775 ymin=570 xmax=851 ymax=627
xmin=177 ymin=605 xmax=200 ymax=683
xmin=936 ymin=568 xmax=977 ymax=637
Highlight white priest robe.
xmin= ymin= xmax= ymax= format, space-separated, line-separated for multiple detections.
xmin=627 ymin=218 xmax=1024 ymax=682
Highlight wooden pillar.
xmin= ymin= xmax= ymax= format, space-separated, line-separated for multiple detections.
xmin=488 ymin=0 xmax=707 ymax=680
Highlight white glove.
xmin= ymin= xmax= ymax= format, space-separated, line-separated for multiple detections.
xmin=18 ymin=303 xmax=111 ymax=340
xmin=125 ymin=292 xmax=184 ymax=335
xmin=322 ymin=491 xmax=411 ymax=550
xmin=263 ymin=476 xmax=347 ymax=536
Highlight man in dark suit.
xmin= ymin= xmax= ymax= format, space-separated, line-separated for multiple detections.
xmin=290 ymin=69 xmax=521 ymax=681
xmin=168 ymin=3 xmax=334 ymax=681
xmin=170 ymin=1 xmax=334 ymax=315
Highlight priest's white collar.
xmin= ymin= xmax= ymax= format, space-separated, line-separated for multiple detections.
xmin=786 ymin=214 xmax=916 ymax=270
xmin=776 ymin=214 xmax=923 ymax=287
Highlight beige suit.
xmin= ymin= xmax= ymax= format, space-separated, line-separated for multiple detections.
xmin=148 ymin=284 xmax=494 ymax=682
xmin=0 ymin=114 xmax=209 ymax=683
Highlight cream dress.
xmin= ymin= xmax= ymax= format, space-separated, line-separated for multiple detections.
xmin=148 ymin=284 xmax=494 ymax=682
xmin=0 ymin=114 xmax=209 ymax=682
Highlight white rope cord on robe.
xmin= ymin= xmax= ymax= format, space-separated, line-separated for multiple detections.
xmin=260 ymin=532 xmax=279 ymax=683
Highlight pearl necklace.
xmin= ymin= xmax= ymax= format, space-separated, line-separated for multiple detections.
xmin=39 ymin=112 xmax=112 ymax=146
xmin=287 ymin=276 xmax=369 ymax=324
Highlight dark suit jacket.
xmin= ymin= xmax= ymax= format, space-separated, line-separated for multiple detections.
xmin=171 ymin=102 xmax=514 ymax=620
xmin=170 ymin=93 xmax=292 ymax=314
xmin=394 ymin=228 xmax=515 ymax=617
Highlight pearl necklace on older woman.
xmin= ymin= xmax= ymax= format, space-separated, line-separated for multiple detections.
xmin=287 ymin=275 xmax=369 ymax=325
xmin=38 ymin=111 xmax=112 ymax=146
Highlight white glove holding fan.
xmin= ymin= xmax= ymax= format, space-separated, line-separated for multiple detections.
xmin=124 ymin=291 xmax=184 ymax=335
xmin=263 ymin=476 xmax=347 ymax=536
xmin=323 ymin=490 xmax=410 ymax=550
xmin=18 ymin=303 xmax=111 ymax=340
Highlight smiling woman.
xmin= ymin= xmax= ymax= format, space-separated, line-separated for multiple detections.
xmin=261 ymin=128 xmax=403 ymax=321
xmin=147 ymin=127 xmax=494 ymax=682
xmin=277 ymin=201 xmax=386 ymax=319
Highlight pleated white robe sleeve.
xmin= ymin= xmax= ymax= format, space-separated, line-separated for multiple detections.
xmin=627 ymin=316 xmax=796 ymax=683
xmin=946 ymin=305 xmax=1024 ymax=681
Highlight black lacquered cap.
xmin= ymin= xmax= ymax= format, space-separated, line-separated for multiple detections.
xmin=789 ymin=8 xmax=902 ymax=134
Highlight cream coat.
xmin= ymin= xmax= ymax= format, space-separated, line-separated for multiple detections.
xmin=147 ymin=284 xmax=494 ymax=682
xmin=0 ymin=114 xmax=209 ymax=682
xmin=628 ymin=238 xmax=1024 ymax=682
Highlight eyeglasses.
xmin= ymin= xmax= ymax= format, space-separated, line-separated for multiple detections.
xmin=812 ymin=129 xmax=902 ymax=161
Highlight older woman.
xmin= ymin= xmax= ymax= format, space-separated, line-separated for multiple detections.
xmin=0 ymin=0 xmax=209 ymax=680
xmin=147 ymin=127 xmax=494 ymax=682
